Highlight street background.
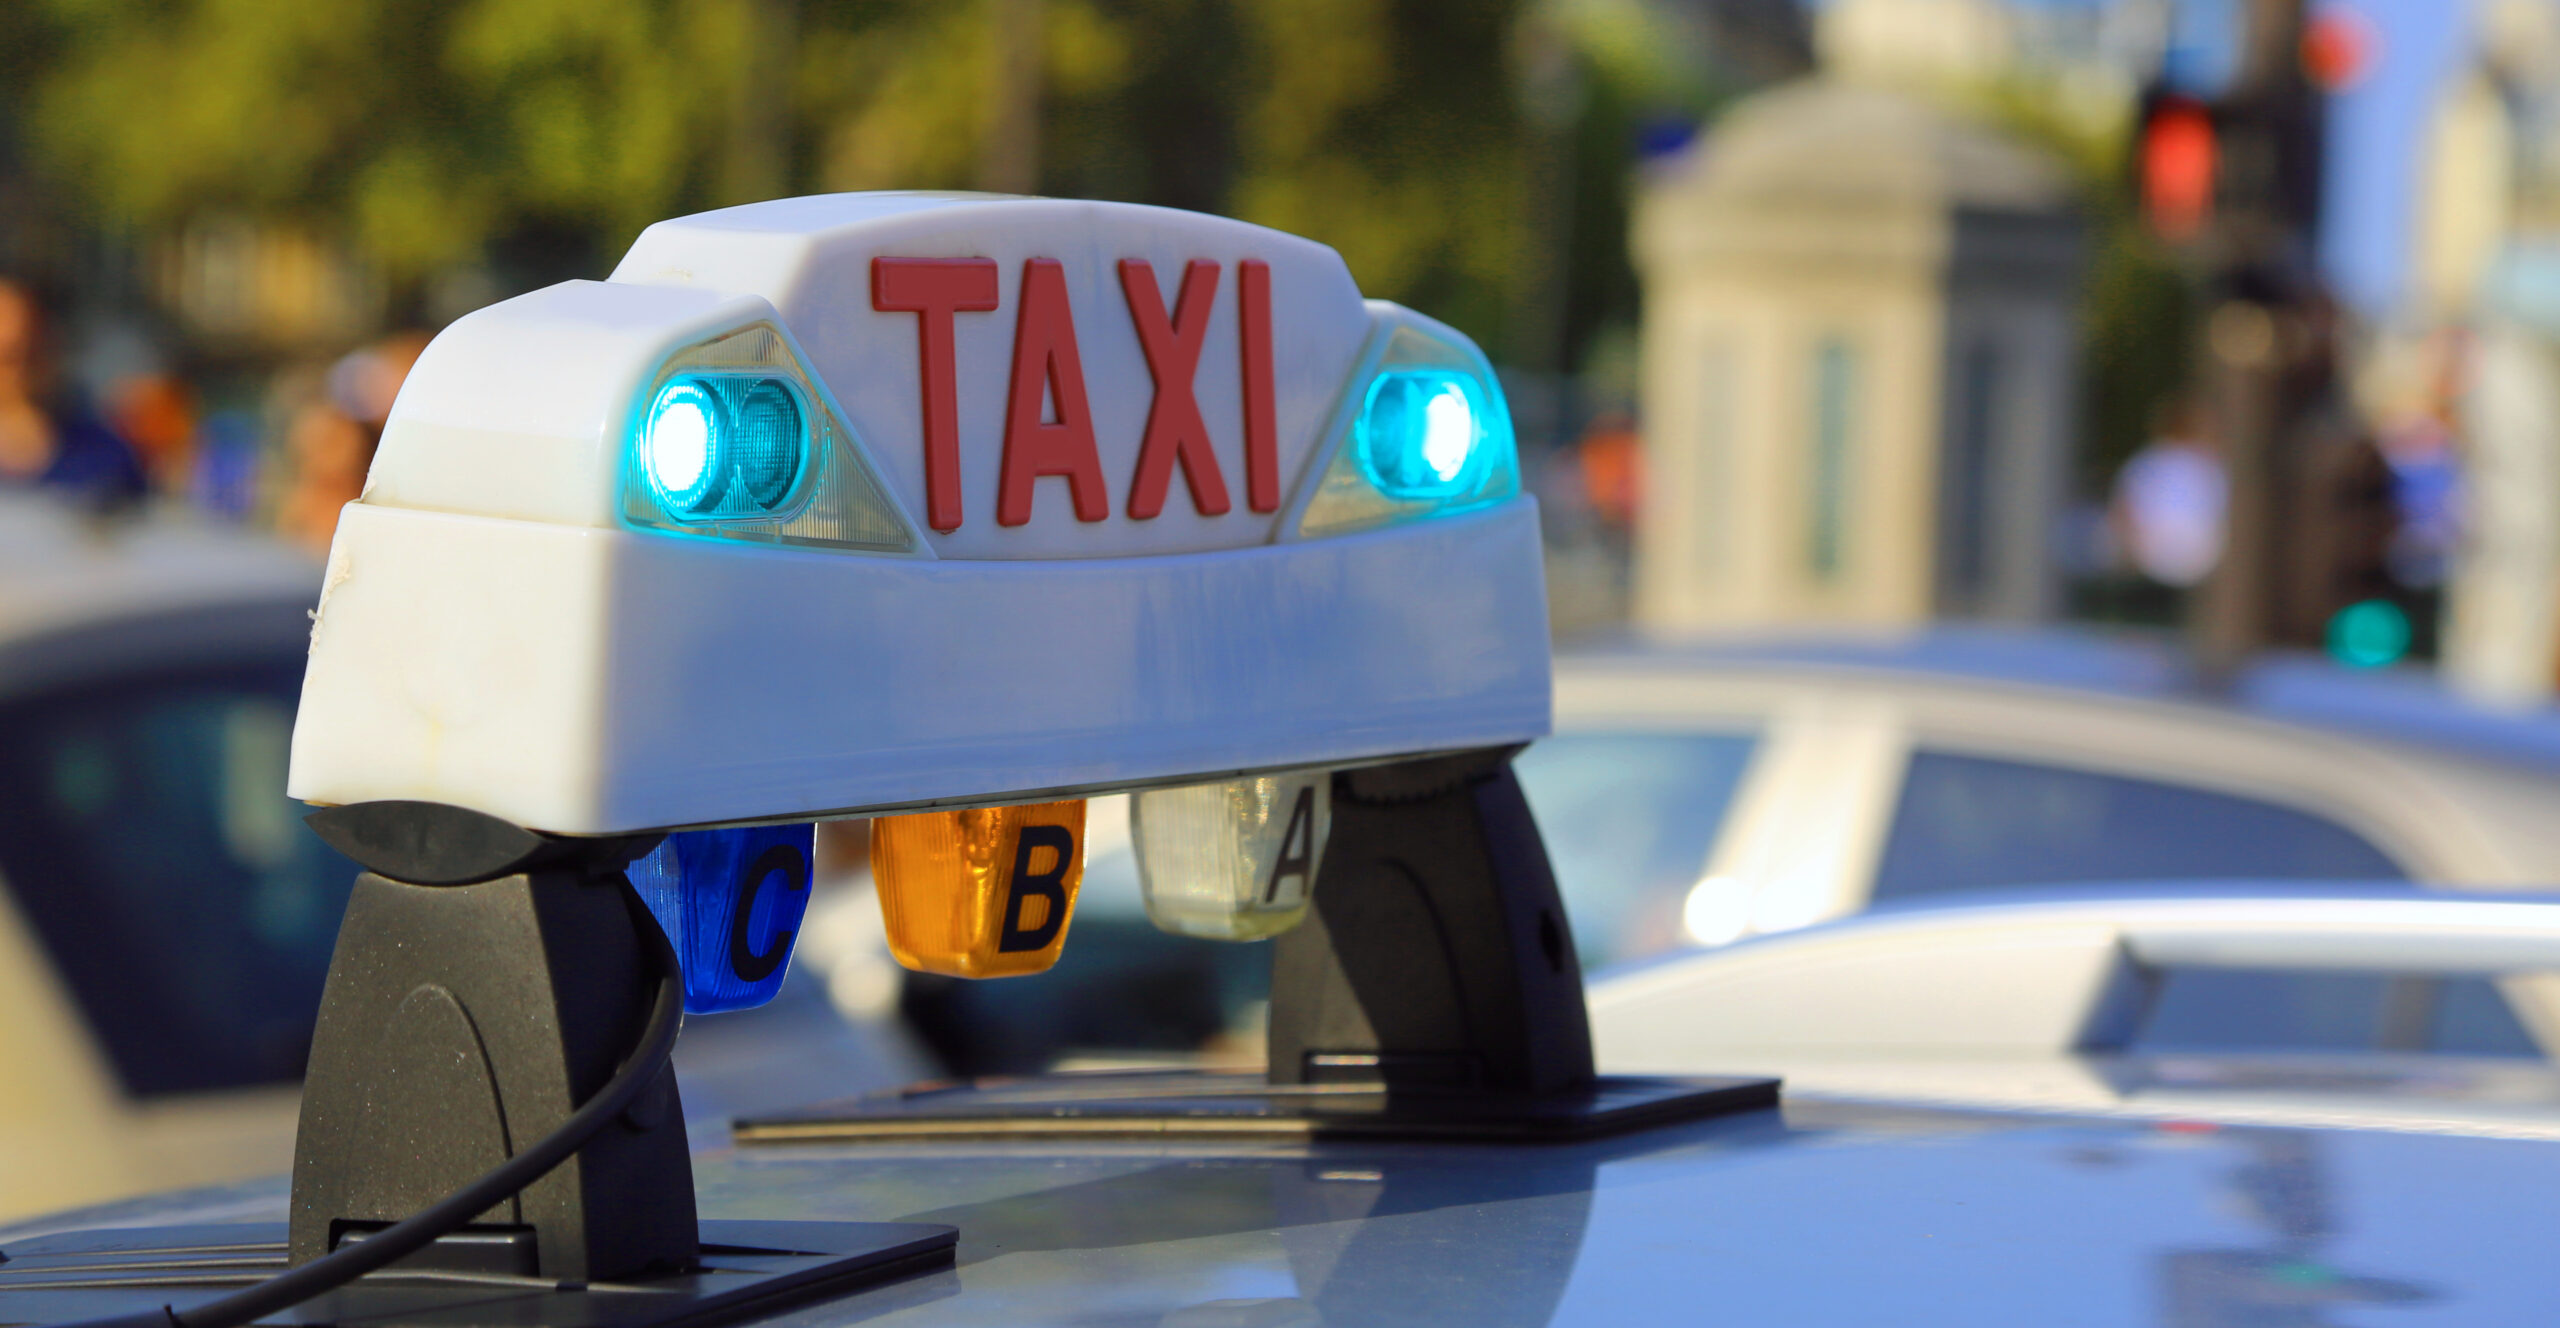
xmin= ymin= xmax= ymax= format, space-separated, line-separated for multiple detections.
xmin=1 ymin=0 xmax=2543 ymax=698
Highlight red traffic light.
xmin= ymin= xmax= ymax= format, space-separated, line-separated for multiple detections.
xmin=2141 ymin=96 xmax=2219 ymax=242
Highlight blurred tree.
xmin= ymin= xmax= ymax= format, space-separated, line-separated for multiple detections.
xmin=28 ymin=0 xmax=773 ymax=289
xmin=1965 ymin=74 xmax=2196 ymax=499
xmin=1230 ymin=0 xmax=1529 ymax=350
xmin=2080 ymin=226 xmax=2194 ymax=492
xmin=21 ymin=0 xmax=1736 ymax=370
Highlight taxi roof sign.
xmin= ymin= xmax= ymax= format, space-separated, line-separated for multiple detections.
xmin=289 ymin=194 xmax=1551 ymax=835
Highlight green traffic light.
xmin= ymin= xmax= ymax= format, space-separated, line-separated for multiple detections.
xmin=2326 ymin=599 xmax=2410 ymax=669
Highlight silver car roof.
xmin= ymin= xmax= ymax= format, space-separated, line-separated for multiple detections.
xmin=0 ymin=492 xmax=319 ymax=695
xmin=1561 ymin=624 xmax=2560 ymax=778
xmin=8 ymin=1094 xmax=2543 ymax=1326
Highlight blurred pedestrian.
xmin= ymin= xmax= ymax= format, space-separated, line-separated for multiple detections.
xmin=1575 ymin=413 xmax=1644 ymax=533
xmin=2112 ymin=396 xmax=2226 ymax=589
xmin=2373 ymin=339 xmax=2466 ymax=592
xmin=0 ymin=278 xmax=146 ymax=506
xmin=107 ymin=371 xmax=201 ymax=498
xmin=274 ymin=331 xmax=427 ymax=555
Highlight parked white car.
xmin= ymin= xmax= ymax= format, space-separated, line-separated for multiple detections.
xmin=1590 ymin=883 xmax=2560 ymax=1134
xmin=1532 ymin=629 xmax=2560 ymax=976
xmin=0 ymin=494 xmax=916 ymax=1224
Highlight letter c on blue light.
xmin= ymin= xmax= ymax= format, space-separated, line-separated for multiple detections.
xmin=727 ymin=843 xmax=809 ymax=983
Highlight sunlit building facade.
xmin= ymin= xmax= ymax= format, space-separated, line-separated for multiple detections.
xmin=1630 ymin=79 xmax=2082 ymax=631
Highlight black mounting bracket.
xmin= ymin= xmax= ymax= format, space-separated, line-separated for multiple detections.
xmin=286 ymin=842 xmax=695 ymax=1279
xmin=1267 ymin=746 xmax=1593 ymax=1093
xmin=0 ymin=801 xmax=954 ymax=1327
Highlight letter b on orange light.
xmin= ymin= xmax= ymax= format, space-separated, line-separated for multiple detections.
xmin=871 ymin=801 xmax=1085 ymax=977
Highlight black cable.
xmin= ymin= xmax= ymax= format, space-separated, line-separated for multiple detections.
xmin=57 ymin=909 xmax=686 ymax=1328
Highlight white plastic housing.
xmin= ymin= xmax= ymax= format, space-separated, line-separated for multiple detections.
xmin=289 ymin=194 xmax=1550 ymax=834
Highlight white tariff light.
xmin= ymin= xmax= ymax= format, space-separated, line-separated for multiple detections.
xmin=1680 ymin=874 xmax=1754 ymax=948
xmin=1132 ymin=771 xmax=1331 ymax=941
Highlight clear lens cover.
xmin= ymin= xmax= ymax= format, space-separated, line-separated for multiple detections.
xmin=625 ymin=323 xmax=919 ymax=553
xmin=1299 ymin=324 xmax=1519 ymax=538
xmin=1132 ymin=771 xmax=1330 ymax=940
xmin=627 ymin=823 xmax=816 ymax=1014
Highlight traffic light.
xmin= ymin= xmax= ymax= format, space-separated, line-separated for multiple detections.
xmin=2137 ymin=90 xmax=2219 ymax=244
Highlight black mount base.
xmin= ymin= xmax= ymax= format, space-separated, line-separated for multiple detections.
xmin=294 ymin=804 xmax=692 ymax=1284
xmin=0 ymin=1221 xmax=956 ymax=1328
xmin=292 ymin=865 xmax=696 ymax=1281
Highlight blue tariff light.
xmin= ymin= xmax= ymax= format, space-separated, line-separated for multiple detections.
xmin=2326 ymin=598 xmax=2410 ymax=669
xmin=636 ymin=374 xmax=807 ymax=520
xmin=1358 ymin=369 xmax=1488 ymax=500
xmin=627 ymin=823 xmax=816 ymax=1014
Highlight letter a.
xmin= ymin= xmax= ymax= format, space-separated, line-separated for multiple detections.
xmin=998 ymin=259 xmax=1109 ymax=525
xmin=1266 ymin=785 xmax=1317 ymax=904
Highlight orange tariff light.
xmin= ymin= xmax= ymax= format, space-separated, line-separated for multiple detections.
xmin=872 ymin=800 xmax=1086 ymax=977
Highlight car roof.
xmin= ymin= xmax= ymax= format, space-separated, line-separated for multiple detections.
xmin=0 ymin=493 xmax=320 ymax=696
xmin=1558 ymin=623 xmax=2560 ymax=778
xmin=0 ymin=492 xmax=320 ymax=643
xmin=14 ymin=1094 xmax=2552 ymax=1325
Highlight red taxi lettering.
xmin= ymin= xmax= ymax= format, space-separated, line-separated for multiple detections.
xmin=872 ymin=257 xmax=1001 ymax=532
xmin=1238 ymin=260 xmax=1280 ymax=513
xmin=999 ymin=259 xmax=1110 ymax=526
xmin=877 ymin=254 xmax=1286 ymax=530
xmin=1119 ymin=259 xmax=1231 ymax=520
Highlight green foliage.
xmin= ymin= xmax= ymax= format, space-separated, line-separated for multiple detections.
xmin=2079 ymin=221 xmax=2193 ymax=491
xmin=16 ymin=0 xmax=1710 ymax=363
xmin=1229 ymin=0 xmax=1527 ymax=349
xmin=27 ymin=0 xmax=767 ymax=280
xmin=1966 ymin=70 xmax=2196 ymax=496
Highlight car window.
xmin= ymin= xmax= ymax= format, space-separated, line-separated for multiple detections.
xmin=2134 ymin=971 xmax=2540 ymax=1057
xmin=1513 ymin=732 xmax=1758 ymax=969
xmin=0 ymin=660 xmax=358 ymax=1097
xmin=1872 ymin=751 xmax=2405 ymax=903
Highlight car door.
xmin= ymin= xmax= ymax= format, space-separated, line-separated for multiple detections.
xmin=0 ymin=608 xmax=358 ymax=1218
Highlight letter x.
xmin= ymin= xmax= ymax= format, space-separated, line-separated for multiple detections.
xmin=1120 ymin=259 xmax=1233 ymax=520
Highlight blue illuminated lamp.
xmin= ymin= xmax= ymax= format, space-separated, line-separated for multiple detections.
xmin=637 ymin=373 xmax=809 ymax=520
xmin=642 ymin=378 xmax=725 ymax=513
xmin=1357 ymin=368 xmax=1489 ymax=500
xmin=731 ymin=378 xmax=805 ymax=509
xmin=627 ymin=823 xmax=818 ymax=1014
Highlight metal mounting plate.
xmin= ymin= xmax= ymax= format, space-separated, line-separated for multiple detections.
xmin=733 ymin=1071 xmax=1779 ymax=1144
xmin=0 ymin=1220 xmax=955 ymax=1327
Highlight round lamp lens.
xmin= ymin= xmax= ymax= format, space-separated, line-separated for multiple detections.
xmin=731 ymin=378 xmax=805 ymax=511
xmin=1420 ymin=384 xmax=1475 ymax=482
xmin=645 ymin=380 xmax=721 ymax=512
xmin=1359 ymin=371 xmax=1481 ymax=500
